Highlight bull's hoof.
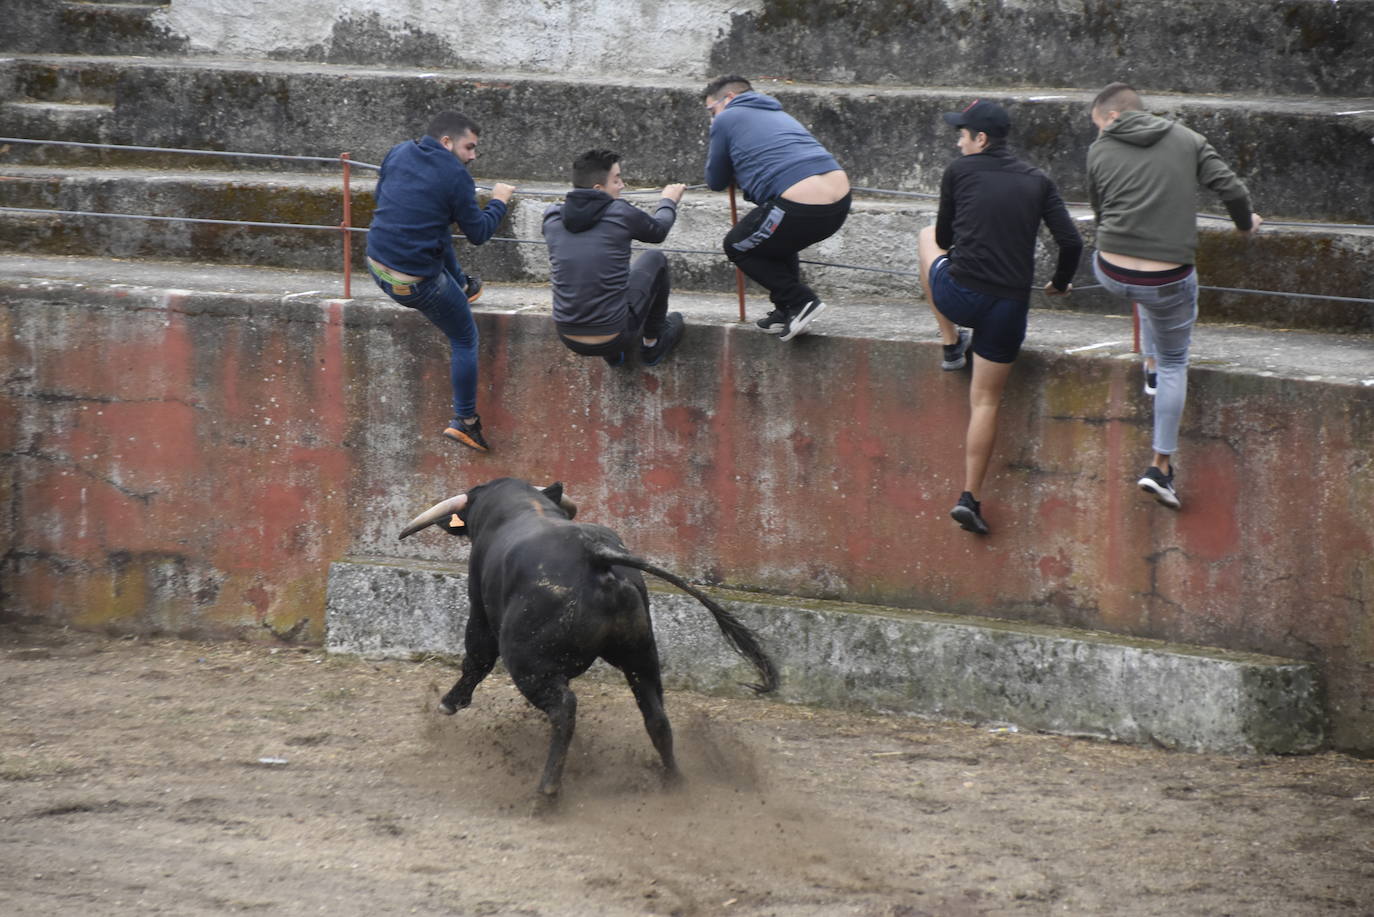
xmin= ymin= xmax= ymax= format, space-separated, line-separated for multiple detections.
xmin=437 ymin=701 xmax=463 ymax=715
xmin=531 ymin=790 xmax=562 ymax=818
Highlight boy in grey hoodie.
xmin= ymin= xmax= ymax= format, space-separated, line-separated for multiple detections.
xmin=544 ymin=149 xmax=687 ymax=367
xmin=1087 ymin=83 xmax=1262 ymax=510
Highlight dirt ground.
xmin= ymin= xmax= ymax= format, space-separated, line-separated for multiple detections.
xmin=2 ymin=623 xmax=1371 ymax=917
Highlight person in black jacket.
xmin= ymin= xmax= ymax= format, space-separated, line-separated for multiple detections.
xmin=543 ymin=149 xmax=687 ymax=367
xmin=916 ymin=100 xmax=1083 ymax=535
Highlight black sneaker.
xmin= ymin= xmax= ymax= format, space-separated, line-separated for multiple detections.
xmin=942 ymin=329 xmax=972 ymax=371
xmin=463 ymin=274 xmax=483 ymax=303
xmin=442 ymin=415 xmax=490 ymax=453
xmin=755 ymin=308 xmax=787 ymax=334
xmin=642 ymin=312 xmax=685 ymax=366
xmin=780 ymin=299 xmax=826 ymax=342
xmin=1138 ymin=465 xmax=1179 ymax=508
xmin=950 ymin=491 xmax=990 ymax=535
xmin=1144 ymin=366 xmax=1158 ymax=396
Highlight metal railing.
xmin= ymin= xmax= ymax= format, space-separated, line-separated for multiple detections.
xmin=3 ymin=136 xmax=1372 ymax=335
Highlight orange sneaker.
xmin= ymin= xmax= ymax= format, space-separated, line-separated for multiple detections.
xmin=442 ymin=415 xmax=490 ymax=452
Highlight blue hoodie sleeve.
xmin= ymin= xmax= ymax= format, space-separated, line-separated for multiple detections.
xmin=448 ymin=166 xmax=507 ymax=246
xmin=705 ymin=120 xmax=735 ymax=192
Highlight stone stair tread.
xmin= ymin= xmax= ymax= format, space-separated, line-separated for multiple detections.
xmin=61 ymin=1 xmax=168 ymax=8
xmin=7 ymin=53 xmax=1374 ymax=109
xmin=5 ymin=164 xmax=1371 ymax=236
xmin=4 ymin=100 xmax=114 ymax=112
xmin=0 ymin=162 xmax=368 ymax=186
xmin=1 ymin=253 xmax=1369 ymax=388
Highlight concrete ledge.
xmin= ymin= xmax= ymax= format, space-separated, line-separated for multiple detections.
xmin=325 ymin=557 xmax=1327 ymax=755
xmin=3 ymin=168 xmax=1370 ymax=333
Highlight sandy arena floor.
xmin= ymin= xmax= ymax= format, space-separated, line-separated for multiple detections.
xmin=2 ymin=622 xmax=1371 ymax=916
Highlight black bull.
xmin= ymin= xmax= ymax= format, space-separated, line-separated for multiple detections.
xmin=399 ymin=477 xmax=779 ymax=798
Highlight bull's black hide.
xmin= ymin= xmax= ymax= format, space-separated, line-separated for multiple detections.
xmin=400 ymin=477 xmax=778 ymax=799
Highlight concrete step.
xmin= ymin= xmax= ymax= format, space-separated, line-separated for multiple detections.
xmin=1 ymin=101 xmax=114 ymax=145
xmin=53 ymin=2 xmax=187 ymax=57
xmin=324 ymin=557 xmax=1325 ymax=755
xmin=2 ymin=166 xmax=1371 ymax=333
xmin=1 ymin=55 xmax=1371 ymax=222
xmin=10 ymin=0 xmax=1367 ymax=98
xmin=711 ymin=0 xmax=1374 ymax=99
xmin=0 ymin=60 xmax=121 ymax=104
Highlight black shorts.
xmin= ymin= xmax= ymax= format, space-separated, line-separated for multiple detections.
xmin=928 ymin=256 xmax=1028 ymax=364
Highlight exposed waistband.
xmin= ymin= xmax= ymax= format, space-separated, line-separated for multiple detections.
xmin=1095 ymin=252 xmax=1194 ymax=286
xmin=774 ymin=192 xmax=853 ymax=213
xmin=366 ymin=257 xmax=426 ymax=284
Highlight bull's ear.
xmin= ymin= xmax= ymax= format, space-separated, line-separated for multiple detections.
xmin=540 ymin=482 xmax=577 ymax=520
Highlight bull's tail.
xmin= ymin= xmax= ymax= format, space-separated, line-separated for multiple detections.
xmin=591 ymin=548 xmax=779 ymax=695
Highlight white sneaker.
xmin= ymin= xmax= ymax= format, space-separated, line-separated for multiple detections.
xmin=780 ymin=300 xmax=826 ymax=342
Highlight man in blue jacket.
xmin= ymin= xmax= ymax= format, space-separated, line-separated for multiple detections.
xmin=703 ymin=76 xmax=851 ymax=342
xmin=543 ymin=149 xmax=687 ymax=367
xmin=367 ymin=111 xmax=514 ymax=452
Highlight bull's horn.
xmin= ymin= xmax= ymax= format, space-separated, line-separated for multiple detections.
xmin=399 ymin=494 xmax=468 ymax=540
xmin=558 ymin=495 xmax=577 ymax=520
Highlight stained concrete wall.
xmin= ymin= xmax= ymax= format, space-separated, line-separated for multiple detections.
xmin=2 ymin=275 xmax=1371 ymax=750
xmin=135 ymin=0 xmax=1374 ymax=96
xmin=154 ymin=0 xmax=742 ymax=80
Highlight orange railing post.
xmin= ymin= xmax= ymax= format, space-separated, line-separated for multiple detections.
xmin=1132 ymin=302 xmax=1140 ymax=353
xmin=340 ymin=152 xmax=353 ymax=298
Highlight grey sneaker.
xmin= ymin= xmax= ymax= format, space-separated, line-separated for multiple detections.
xmin=780 ymin=300 xmax=826 ymax=342
xmin=1138 ymin=465 xmax=1179 ymax=508
xmin=942 ymin=329 xmax=972 ymax=371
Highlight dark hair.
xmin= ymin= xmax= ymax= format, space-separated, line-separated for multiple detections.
xmin=703 ymin=75 xmax=752 ymax=100
xmin=572 ymin=149 xmax=621 ymax=189
xmin=1092 ymin=83 xmax=1143 ymax=115
xmin=426 ymin=111 xmax=481 ymax=142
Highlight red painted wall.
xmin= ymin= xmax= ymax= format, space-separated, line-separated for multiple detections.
xmin=3 ymin=285 xmax=1371 ymax=750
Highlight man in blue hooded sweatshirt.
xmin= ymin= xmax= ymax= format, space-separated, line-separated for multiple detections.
xmin=703 ymin=76 xmax=851 ymax=342
xmin=367 ymin=111 xmax=514 ymax=453
xmin=543 ymin=149 xmax=687 ymax=367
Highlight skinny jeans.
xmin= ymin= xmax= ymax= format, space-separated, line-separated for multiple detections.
xmin=1092 ymin=255 xmax=1199 ymax=456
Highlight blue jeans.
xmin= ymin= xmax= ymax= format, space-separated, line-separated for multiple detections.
xmin=1092 ymin=255 xmax=1199 ymax=456
xmin=369 ymin=263 xmax=479 ymax=420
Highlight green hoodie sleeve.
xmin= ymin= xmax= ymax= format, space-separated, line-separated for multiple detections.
xmin=1196 ymin=139 xmax=1253 ymax=230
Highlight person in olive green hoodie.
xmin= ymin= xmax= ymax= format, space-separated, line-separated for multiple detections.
xmin=1087 ymin=83 xmax=1262 ymax=510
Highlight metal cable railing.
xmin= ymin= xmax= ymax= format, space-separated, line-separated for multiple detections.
xmin=3 ymin=137 xmax=1372 ymax=316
